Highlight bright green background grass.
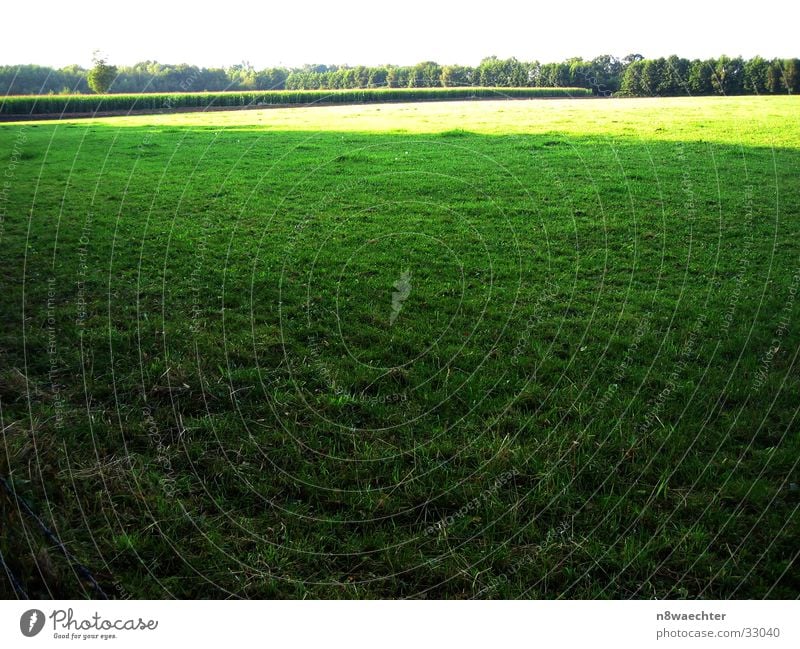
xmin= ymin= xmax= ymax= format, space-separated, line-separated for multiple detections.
xmin=0 ymin=97 xmax=798 ymax=598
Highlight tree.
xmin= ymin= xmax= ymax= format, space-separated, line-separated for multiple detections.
xmin=744 ymin=56 xmax=770 ymax=94
xmin=640 ymin=58 xmax=666 ymax=95
xmin=255 ymin=67 xmax=288 ymax=90
xmin=566 ymin=58 xmax=592 ymax=89
xmin=781 ymin=58 xmax=800 ymax=94
xmin=710 ymin=56 xmax=744 ymax=94
xmin=507 ymin=58 xmax=529 ymax=86
xmin=537 ymin=61 xmax=570 ymax=88
xmin=659 ymin=56 xmax=690 ymax=95
xmin=392 ymin=66 xmax=411 ymax=88
xmin=441 ymin=65 xmax=471 ymax=87
xmin=766 ymin=60 xmax=784 ymax=93
xmin=409 ymin=61 xmax=441 ymax=87
xmin=619 ymin=60 xmax=645 ymax=95
xmin=526 ymin=61 xmax=542 ymax=86
xmin=2 ymin=54 xmax=796 ymax=98
xmin=687 ymin=60 xmax=714 ymax=95
xmin=227 ymin=62 xmax=257 ymax=89
xmin=477 ymin=56 xmax=501 ymax=86
xmin=589 ymin=55 xmax=623 ymax=94
xmin=367 ymin=67 xmax=388 ymax=87
xmin=622 ymin=53 xmax=644 ymax=66
xmin=353 ymin=66 xmax=370 ymax=88
xmin=87 ymin=52 xmax=117 ymax=94
xmin=341 ymin=68 xmax=357 ymax=88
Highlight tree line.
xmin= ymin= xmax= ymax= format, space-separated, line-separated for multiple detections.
xmin=1 ymin=55 xmax=798 ymax=96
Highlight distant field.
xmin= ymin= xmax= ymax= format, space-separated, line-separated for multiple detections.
xmin=0 ymin=86 xmax=591 ymax=117
xmin=0 ymin=96 xmax=798 ymax=598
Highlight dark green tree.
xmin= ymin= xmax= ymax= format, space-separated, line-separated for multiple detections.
xmin=688 ymin=60 xmax=714 ymax=94
xmin=477 ymin=56 xmax=501 ymax=86
xmin=744 ymin=56 xmax=770 ymax=94
xmin=622 ymin=53 xmax=644 ymax=66
xmin=441 ymin=65 xmax=472 ymax=87
xmin=781 ymin=58 xmax=799 ymax=93
xmin=710 ymin=56 xmax=744 ymax=94
xmin=619 ymin=59 xmax=645 ymax=95
xmin=367 ymin=67 xmax=388 ymax=87
xmin=641 ymin=58 xmax=666 ymax=95
xmin=588 ymin=55 xmax=622 ymax=93
xmin=87 ymin=52 xmax=117 ymax=94
xmin=408 ymin=61 xmax=441 ymax=87
xmin=766 ymin=60 xmax=784 ymax=93
xmin=659 ymin=56 xmax=690 ymax=95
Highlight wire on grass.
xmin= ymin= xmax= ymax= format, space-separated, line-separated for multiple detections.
xmin=0 ymin=546 xmax=28 ymax=599
xmin=0 ymin=475 xmax=108 ymax=600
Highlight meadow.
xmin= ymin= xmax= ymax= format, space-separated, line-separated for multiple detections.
xmin=0 ymin=96 xmax=798 ymax=599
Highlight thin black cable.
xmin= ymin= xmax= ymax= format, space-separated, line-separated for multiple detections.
xmin=0 ymin=475 xmax=108 ymax=599
xmin=0 ymin=546 xmax=28 ymax=599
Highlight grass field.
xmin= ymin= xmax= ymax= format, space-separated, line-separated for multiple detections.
xmin=0 ymin=96 xmax=798 ymax=599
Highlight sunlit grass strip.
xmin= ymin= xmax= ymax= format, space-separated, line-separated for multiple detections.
xmin=0 ymin=87 xmax=592 ymax=115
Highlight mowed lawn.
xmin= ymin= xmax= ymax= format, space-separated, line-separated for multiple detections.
xmin=0 ymin=97 xmax=798 ymax=598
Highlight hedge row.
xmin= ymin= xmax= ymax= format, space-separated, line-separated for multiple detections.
xmin=0 ymin=87 xmax=592 ymax=116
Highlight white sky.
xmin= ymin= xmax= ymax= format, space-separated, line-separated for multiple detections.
xmin=3 ymin=0 xmax=797 ymax=68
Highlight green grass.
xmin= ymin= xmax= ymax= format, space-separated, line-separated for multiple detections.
xmin=0 ymin=96 xmax=798 ymax=599
xmin=0 ymin=86 xmax=591 ymax=116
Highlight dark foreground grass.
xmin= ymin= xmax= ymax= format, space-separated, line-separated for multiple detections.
xmin=0 ymin=98 xmax=798 ymax=598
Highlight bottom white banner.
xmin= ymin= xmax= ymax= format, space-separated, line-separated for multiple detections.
xmin=1 ymin=600 xmax=796 ymax=648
